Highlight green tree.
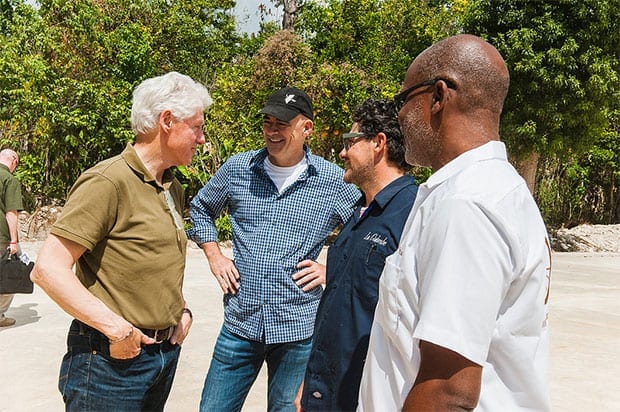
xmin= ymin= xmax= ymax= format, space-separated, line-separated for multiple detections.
xmin=463 ymin=0 xmax=620 ymax=188
xmin=0 ymin=0 xmax=240 ymax=208
xmin=0 ymin=0 xmax=14 ymax=34
xmin=294 ymin=0 xmax=465 ymax=179
xmin=296 ymin=0 xmax=463 ymax=85
xmin=0 ymin=1 xmax=61 ymax=207
xmin=463 ymin=0 xmax=620 ymax=224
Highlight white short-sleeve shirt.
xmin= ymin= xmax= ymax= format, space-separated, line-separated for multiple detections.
xmin=358 ymin=141 xmax=551 ymax=411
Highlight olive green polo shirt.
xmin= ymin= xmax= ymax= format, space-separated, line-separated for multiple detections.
xmin=51 ymin=144 xmax=187 ymax=329
xmin=0 ymin=163 xmax=24 ymax=243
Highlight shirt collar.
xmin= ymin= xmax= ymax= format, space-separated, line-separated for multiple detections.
xmin=121 ymin=143 xmax=175 ymax=189
xmin=424 ymin=141 xmax=507 ymax=189
xmin=355 ymin=175 xmax=415 ymax=221
xmin=372 ymin=175 xmax=416 ymax=210
xmin=0 ymin=164 xmax=9 ymax=173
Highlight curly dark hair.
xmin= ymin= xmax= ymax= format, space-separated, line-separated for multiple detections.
xmin=351 ymin=98 xmax=411 ymax=172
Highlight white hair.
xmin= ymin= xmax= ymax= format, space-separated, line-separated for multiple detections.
xmin=131 ymin=72 xmax=213 ymax=135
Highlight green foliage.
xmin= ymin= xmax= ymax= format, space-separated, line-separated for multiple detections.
xmin=464 ymin=0 xmax=620 ymax=158
xmin=305 ymin=62 xmax=387 ymax=164
xmin=538 ymin=159 xmax=609 ymax=227
xmin=0 ymin=0 xmax=14 ymax=35
xmin=198 ymin=28 xmax=394 ymax=176
xmin=0 ymin=0 xmax=617 ymax=227
xmin=296 ymin=0 xmax=460 ymax=84
xmin=463 ymin=0 xmax=620 ymax=225
xmin=410 ymin=166 xmax=432 ymax=186
xmin=215 ymin=214 xmax=232 ymax=242
xmin=537 ymin=108 xmax=619 ymax=225
xmin=176 ymin=161 xmax=209 ymax=202
xmin=0 ymin=0 xmax=239 ymax=208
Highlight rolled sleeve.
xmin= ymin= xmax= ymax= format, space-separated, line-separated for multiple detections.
xmin=188 ymin=163 xmax=231 ymax=245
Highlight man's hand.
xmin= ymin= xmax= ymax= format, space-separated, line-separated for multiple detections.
xmin=109 ymin=327 xmax=156 ymax=360
xmin=292 ymin=260 xmax=326 ymax=291
xmin=294 ymin=381 xmax=304 ymax=412
xmin=8 ymin=242 xmax=19 ymax=256
xmin=202 ymin=242 xmax=240 ymax=294
xmin=170 ymin=308 xmax=193 ymax=345
xmin=209 ymin=253 xmax=240 ymax=294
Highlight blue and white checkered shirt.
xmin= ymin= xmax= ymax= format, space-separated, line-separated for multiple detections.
xmin=188 ymin=147 xmax=361 ymax=344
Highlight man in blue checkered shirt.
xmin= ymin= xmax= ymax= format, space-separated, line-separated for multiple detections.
xmin=188 ymin=86 xmax=360 ymax=412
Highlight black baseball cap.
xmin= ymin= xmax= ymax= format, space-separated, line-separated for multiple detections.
xmin=259 ymin=86 xmax=314 ymax=121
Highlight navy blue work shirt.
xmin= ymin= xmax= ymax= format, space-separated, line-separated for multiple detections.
xmin=301 ymin=175 xmax=417 ymax=411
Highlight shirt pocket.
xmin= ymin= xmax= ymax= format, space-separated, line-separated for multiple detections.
xmin=376 ymin=251 xmax=417 ymax=362
xmin=352 ymin=241 xmax=390 ymax=309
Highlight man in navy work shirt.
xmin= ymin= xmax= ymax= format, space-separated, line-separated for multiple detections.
xmin=189 ymin=86 xmax=360 ymax=412
xmin=296 ymin=98 xmax=417 ymax=411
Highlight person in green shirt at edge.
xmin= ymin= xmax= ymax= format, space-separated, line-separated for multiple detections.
xmin=0 ymin=148 xmax=23 ymax=328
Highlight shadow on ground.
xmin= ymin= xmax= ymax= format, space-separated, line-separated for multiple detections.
xmin=1 ymin=302 xmax=40 ymax=330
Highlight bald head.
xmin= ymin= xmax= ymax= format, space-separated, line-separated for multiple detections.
xmin=411 ymin=34 xmax=509 ymax=116
xmin=398 ymin=35 xmax=511 ymax=170
xmin=0 ymin=149 xmax=19 ymax=173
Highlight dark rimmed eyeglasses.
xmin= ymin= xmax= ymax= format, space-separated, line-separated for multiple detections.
xmin=342 ymin=132 xmax=367 ymax=150
xmin=393 ymin=78 xmax=457 ymax=111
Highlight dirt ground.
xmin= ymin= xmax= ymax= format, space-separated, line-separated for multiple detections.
xmin=550 ymin=224 xmax=620 ymax=252
xmin=17 ymin=208 xmax=620 ymax=253
xmin=1 ymin=243 xmax=619 ymax=411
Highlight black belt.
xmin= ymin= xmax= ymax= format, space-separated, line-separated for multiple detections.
xmin=73 ymin=320 xmax=174 ymax=344
xmin=139 ymin=326 xmax=175 ymax=343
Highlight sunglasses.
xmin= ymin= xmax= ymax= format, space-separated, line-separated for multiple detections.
xmin=342 ymin=132 xmax=367 ymax=151
xmin=393 ymin=78 xmax=457 ymax=111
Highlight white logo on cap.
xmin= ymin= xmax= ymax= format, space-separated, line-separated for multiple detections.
xmin=285 ymin=94 xmax=297 ymax=104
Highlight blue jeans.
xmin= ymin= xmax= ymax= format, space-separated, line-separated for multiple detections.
xmin=59 ymin=320 xmax=181 ymax=412
xmin=200 ymin=325 xmax=312 ymax=412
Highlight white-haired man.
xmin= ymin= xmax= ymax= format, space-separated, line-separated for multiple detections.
xmin=31 ymin=72 xmax=212 ymax=411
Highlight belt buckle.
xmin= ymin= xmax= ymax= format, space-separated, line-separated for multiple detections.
xmin=154 ymin=326 xmax=172 ymax=343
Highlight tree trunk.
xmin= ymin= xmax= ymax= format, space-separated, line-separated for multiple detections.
xmin=279 ymin=0 xmax=299 ymax=30
xmin=513 ymin=151 xmax=540 ymax=195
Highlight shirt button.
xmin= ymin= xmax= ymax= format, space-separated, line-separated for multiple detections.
xmin=312 ymin=391 xmax=322 ymax=399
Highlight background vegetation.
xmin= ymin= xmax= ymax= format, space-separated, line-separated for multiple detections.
xmin=0 ymin=0 xmax=618 ymax=228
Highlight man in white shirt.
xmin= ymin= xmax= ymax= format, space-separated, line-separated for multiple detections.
xmin=358 ymin=34 xmax=551 ymax=411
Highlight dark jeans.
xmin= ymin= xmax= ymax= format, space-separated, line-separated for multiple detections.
xmin=200 ymin=325 xmax=312 ymax=412
xmin=58 ymin=319 xmax=181 ymax=412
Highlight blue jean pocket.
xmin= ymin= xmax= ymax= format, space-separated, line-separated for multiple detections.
xmin=58 ymin=348 xmax=74 ymax=401
xmin=59 ymin=321 xmax=181 ymax=411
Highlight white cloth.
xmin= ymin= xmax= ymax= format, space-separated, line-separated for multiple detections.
xmin=263 ymin=156 xmax=308 ymax=194
xmin=358 ymin=141 xmax=551 ymax=411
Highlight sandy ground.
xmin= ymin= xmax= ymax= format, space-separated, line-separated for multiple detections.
xmin=1 ymin=243 xmax=619 ymax=411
